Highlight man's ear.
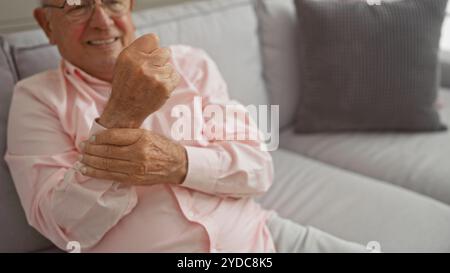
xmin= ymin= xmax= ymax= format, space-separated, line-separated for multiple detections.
xmin=34 ymin=8 xmax=56 ymax=45
xmin=129 ymin=0 xmax=136 ymax=33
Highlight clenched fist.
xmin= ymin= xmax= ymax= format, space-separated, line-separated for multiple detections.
xmin=99 ymin=34 xmax=181 ymax=129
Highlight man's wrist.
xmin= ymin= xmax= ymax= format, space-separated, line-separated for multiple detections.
xmin=99 ymin=102 xmax=143 ymax=129
xmin=98 ymin=114 xmax=142 ymax=129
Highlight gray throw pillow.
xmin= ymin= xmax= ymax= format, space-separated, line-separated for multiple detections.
xmin=294 ymin=0 xmax=448 ymax=133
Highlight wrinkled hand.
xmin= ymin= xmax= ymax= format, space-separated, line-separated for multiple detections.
xmin=79 ymin=129 xmax=188 ymax=186
xmin=99 ymin=34 xmax=181 ymax=129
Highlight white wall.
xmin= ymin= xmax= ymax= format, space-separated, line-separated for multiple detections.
xmin=0 ymin=0 xmax=191 ymax=33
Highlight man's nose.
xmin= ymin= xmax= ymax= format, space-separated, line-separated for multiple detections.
xmin=88 ymin=4 xmax=114 ymax=29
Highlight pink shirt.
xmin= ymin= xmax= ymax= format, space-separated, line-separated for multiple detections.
xmin=5 ymin=45 xmax=275 ymax=253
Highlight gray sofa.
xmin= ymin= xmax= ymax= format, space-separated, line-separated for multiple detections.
xmin=2 ymin=0 xmax=450 ymax=253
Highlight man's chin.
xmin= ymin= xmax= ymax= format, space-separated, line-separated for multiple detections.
xmin=87 ymin=50 xmax=121 ymax=69
xmin=78 ymin=57 xmax=117 ymax=82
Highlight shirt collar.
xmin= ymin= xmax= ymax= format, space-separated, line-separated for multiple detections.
xmin=62 ymin=59 xmax=112 ymax=88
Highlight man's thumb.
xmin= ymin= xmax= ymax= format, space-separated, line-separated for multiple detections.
xmin=128 ymin=33 xmax=160 ymax=54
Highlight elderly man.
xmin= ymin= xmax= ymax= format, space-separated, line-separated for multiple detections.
xmin=4 ymin=0 xmax=367 ymax=252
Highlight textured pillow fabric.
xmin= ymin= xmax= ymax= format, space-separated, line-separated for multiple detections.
xmin=294 ymin=0 xmax=448 ymax=133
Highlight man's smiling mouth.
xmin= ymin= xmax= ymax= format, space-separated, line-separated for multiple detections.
xmin=87 ymin=37 xmax=120 ymax=46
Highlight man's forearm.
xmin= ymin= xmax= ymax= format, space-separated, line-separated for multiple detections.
xmin=98 ymin=100 xmax=143 ymax=129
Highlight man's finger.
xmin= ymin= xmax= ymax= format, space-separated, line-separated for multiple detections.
xmin=91 ymin=129 xmax=144 ymax=146
xmin=150 ymin=64 xmax=174 ymax=80
xmin=80 ymin=165 xmax=133 ymax=185
xmin=128 ymin=33 xmax=160 ymax=54
xmin=83 ymin=143 xmax=132 ymax=160
xmin=163 ymin=72 xmax=181 ymax=93
xmin=148 ymin=48 xmax=171 ymax=67
xmin=81 ymin=154 xmax=146 ymax=175
xmin=172 ymin=71 xmax=182 ymax=86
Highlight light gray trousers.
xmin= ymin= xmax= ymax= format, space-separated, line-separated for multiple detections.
xmin=266 ymin=213 xmax=370 ymax=253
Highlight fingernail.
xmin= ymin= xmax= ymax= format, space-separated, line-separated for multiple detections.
xmin=79 ymin=142 xmax=86 ymax=150
xmin=78 ymin=154 xmax=83 ymax=162
xmin=80 ymin=166 xmax=87 ymax=175
xmin=89 ymin=135 xmax=96 ymax=143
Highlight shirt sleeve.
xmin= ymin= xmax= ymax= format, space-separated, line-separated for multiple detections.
xmin=177 ymin=48 xmax=274 ymax=198
xmin=4 ymin=83 xmax=137 ymax=251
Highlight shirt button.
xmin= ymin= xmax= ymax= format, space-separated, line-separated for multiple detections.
xmin=187 ymin=211 xmax=195 ymax=219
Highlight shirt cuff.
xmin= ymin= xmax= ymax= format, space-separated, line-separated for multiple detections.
xmin=75 ymin=119 xmax=107 ymax=156
xmin=54 ymin=118 xmax=138 ymax=249
xmin=181 ymin=146 xmax=220 ymax=194
xmin=90 ymin=118 xmax=108 ymax=135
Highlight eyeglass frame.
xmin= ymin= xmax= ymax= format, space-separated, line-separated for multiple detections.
xmin=41 ymin=0 xmax=131 ymax=23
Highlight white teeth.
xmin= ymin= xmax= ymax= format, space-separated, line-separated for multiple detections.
xmin=88 ymin=38 xmax=117 ymax=45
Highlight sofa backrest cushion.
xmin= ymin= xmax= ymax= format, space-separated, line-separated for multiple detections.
xmin=5 ymin=30 xmax=60 ymax=80
xmin=134 ymin=0 xmax=269 ymax=107
xmin=255 ymin=0 xmax=301 ymax=129
xmin=5 ymin=0 xmax=269 ymax=107
xmin=0 ymin=38 xmax=53 ymax=253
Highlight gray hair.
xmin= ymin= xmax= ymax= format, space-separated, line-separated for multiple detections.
xmin=37 ymin=0 xmax=56 ymax=19
xmin=39 ymin=0 xmax=59 ymax=6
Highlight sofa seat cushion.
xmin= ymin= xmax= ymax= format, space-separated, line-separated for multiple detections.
xmin=257 ymin=149 xmax=450 ymax=252
xmin=280 ymin=88 xmax=450 ymax=205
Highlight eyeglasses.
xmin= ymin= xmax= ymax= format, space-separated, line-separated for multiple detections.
xmin=42 ymin=0 xmax=131 ymax=24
